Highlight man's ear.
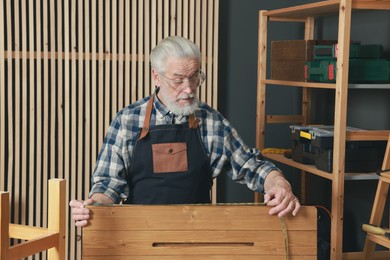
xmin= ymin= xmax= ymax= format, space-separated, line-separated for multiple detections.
xmin=152 ymin=68 xmax=161 ymax=87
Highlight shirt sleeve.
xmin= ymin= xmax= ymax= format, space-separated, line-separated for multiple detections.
xmin=210 ymin=116 xmax=281 ymax=194
xmin=89 ymin=114 xmax=129 ymax=203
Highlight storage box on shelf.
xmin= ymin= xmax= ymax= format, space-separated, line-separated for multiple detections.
xmin=290 ymin=125 xmax=386 ymax=173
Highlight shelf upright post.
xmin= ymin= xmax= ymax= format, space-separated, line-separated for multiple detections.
xmin=255 ymin=10 xmax=268 ymax=203
xmin=331 ymin=0 xmax=352 ymax=259
xmin=301 ymin=16 xmax=315 ymax=205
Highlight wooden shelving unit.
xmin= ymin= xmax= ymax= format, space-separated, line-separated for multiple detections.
xmin=256 ymin=1 xmax=390 ymax=259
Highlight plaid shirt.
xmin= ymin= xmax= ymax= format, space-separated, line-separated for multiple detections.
xmin=90 ymin=91 xmax=280 ymax=203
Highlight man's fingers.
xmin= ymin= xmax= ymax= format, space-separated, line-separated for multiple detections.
xmin=83 ymin=198 xmax=95 ymax=206
xmin=75 ymin=219 xmax=88 ymax=227
xmin=69 ymin=199 xmax=84 ymax=208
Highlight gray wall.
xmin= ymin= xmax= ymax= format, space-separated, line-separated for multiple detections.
xmin=217 ymin=0 xmax=312 ymax=203
xmin=217 ymin=0 xmax=390 ymax=253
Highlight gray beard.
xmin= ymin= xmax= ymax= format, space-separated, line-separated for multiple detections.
xmin=167 ymin=96 xmax=200 ymax=116
xmin=159 ymin=89 xmax=200 ymax=116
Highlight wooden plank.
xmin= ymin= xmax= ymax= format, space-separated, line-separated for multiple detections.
xmin=112 ymin=0 xmax=118 ymax=115
xmin=84 ymin=230 xmax=315 ymax=256
xmin=83 ymin=205 xmax=317 ymax=258
xmin=9 ymin=224 xmax=48 ymax=240
xmin=144 ymin=0 xmax=151 ymax=97
xmin=83 ymin=256 xmax=314 ymax=260
xmin=164 ymin=0 xmax=169 ymax=38
xmin=264 ymin=0 xmax=340 ymax=18
xmin=13 ymin=0 xmax=21 ymax=227
xmin=98 ymin=0 xmax=104 ymax=149
xmin=0 ymin=0 xmax=4 ymax=193
xmin=212 ymin=0 xmax=219 ymax=109
xmin=0 ymin=192 xmax=10 ymax=260
xmin=84 ymin=0 xmax=91 ymax=199
xmin=138 ymin=0 xmax=144 ymax=99
xmin=256 ymin=10 xmax=268 ymax=151
xmin=254 ymin=10 xmax=269 ymax=205
xmin=189 ymin=0 xmax=195 ymax=41
xmin=50 ymin=0 xmax=56 ymax=180
xmin=63 ymin=0 xmax=71 ymax=207
xmin=331 ymin=1 xmax=352 ymax=259
xmin=263 ymin=79 xmax=336 ymax=89
xmin=183 ymin=0 xmax=189 ymax=38
xmin=57 ymin=0 xmax=64 ymax=181
xmin=5 ymin=0 xmax=13 ymax=203
xmin=21 ymin=0 xmax=28 ymax=229
xmin=206 ymin=0 xmax=213 ymax=105
xmin=177 ymin=0 xmax=183 ymax=36
xmin=70 ymin=0 xmax=78 ymax=258
xmin=90 ymin=0 xmax=98 ymax=207
xmin=266 ymin=115 xmax=304 ymax=124
xmin=47 ymin=179 xmax=66 ymax=260
xmin=131 ymin=0 xmax=137 ymax=102
xmin=86 ymin=205 xmax=316 ymax=231
xmin=9 ymin=233 xmax=59 ymax=260
xmin=346 ymin=131 xmax=390 ymax=141
xmin=77 ymin=1 xmax=84 ymax=258
xmin=117 ymin=0 xmax=124 ymax=110
xmin=301 ymin=16 xmax=314 ymax=205
xmin=200 ymin=0 xmax=207 ymax=103
xmin=157 ymin=0 xmax=163 ymax=43
xmin=124 ymin=0 xmax=131 ymax=105
xmin=104 ymin=0 xmax=111 ymax=131
xmin=170 ymin=0 xmax=176 ymax=34
xmin=34 ymin=0 xmax=42 ymax=234
xmin=42 ymin=0 xmax=50 ymax=245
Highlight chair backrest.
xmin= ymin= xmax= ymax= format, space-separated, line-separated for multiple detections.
xmin=0 ymin=179 xmax=66 ymax=260
xmin=82 ymin=204 xmax=317 ymax=259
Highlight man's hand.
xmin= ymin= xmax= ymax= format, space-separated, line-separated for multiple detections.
xmin=263 ymin=170 xmax=301 ymax=217
xmin=69 ymin=199 xmax=95 ymax=227
xmin=69 ymin=193 xmax=114 ymax=227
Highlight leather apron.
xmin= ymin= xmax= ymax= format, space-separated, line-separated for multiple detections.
xmin=127 ymin=94 xmax=213 ymax=204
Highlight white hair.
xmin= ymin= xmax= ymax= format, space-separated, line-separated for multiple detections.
xmin=150 ymin=36 xmax=201 ymax=74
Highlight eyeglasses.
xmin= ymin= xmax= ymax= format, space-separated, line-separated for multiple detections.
xmin=160 ymin=71 xmax=206 ymax=91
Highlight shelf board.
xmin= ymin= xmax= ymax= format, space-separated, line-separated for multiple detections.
xmin=349 ymin=83 xmax=390 ymax=89
xmin=263 ymin=0 xmax=390 ymax=19
xmin=262 ymin=79 xmax=336 ymax=89
xmin=346 ymin=130 xmax=390 ymax=141
xmin=264 ymin=0 xmax=340 ymax=18
xmin=263 ymin=153 xmax=380 ymax=181
xmin=263 ymin=80 xmax=390 ymax=90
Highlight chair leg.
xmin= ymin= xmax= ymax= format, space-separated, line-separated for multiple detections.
xmin=47 ymin=179 xmax=66 ymax=260
xmin=0 ymin=192 xmax=10 ymax=260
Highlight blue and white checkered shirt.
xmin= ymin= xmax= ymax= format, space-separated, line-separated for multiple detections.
xmin=90 ymin=90 xmax=280 ymax=203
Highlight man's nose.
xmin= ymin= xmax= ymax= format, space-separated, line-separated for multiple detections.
xmin=180 ymin=81 xmax=194 ymax=93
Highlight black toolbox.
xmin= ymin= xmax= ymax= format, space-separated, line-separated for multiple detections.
xmin=290 ymin=125 xmax=386 ymax=173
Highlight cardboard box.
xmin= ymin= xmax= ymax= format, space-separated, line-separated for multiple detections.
xmin=271 ymin=40 xmax=336 ymax=81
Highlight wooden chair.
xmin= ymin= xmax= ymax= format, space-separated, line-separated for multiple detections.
xmin=0 ymin=179 xmax=66 ymax=260
xmin=82 ymin=204 xmax=317 ymax=259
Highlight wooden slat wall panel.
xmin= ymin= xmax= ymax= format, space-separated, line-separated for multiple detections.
xmin=0 ymin=0 xmax=219 ymax=259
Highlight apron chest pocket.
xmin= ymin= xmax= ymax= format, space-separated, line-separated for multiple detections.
xmin=152 ymin=142 xmax=188 ymax=173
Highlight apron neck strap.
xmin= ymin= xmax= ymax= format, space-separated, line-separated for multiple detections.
xmin=138 ymin=95 xmax=154 ymax=140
